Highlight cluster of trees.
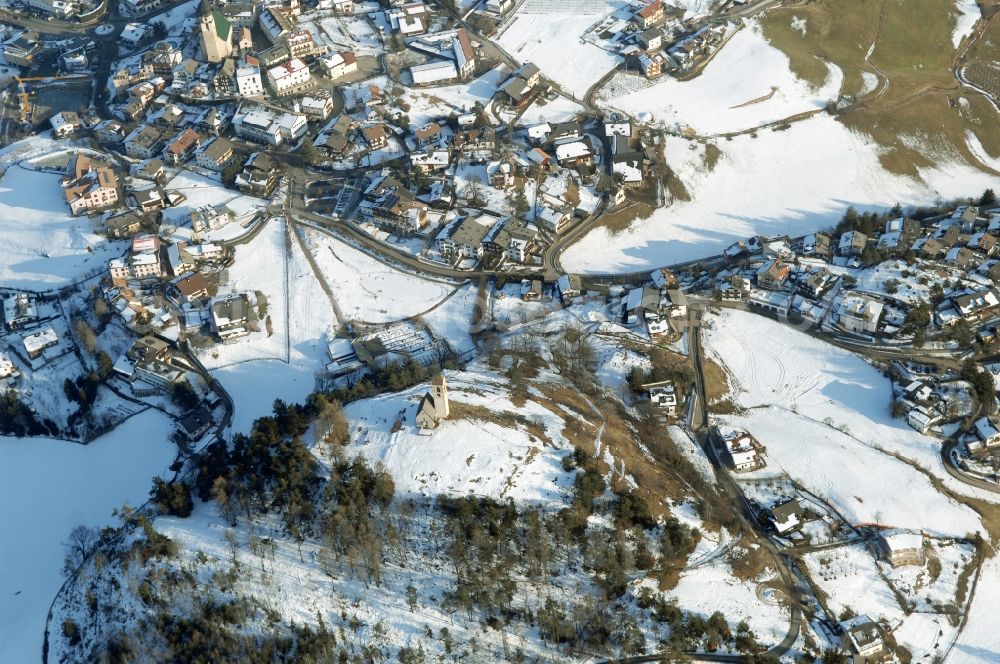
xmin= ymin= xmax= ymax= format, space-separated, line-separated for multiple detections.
xmin=0 ymin=391 xmax=54 ymax=436
xmin=152 ymin=478 xmax=194 ymax=518
xmin=961 ymin=359 xmax=996 ymax=416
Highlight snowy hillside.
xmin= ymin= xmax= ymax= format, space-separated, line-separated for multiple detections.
xmin=701 ymin=308 xmax=987 ymax=537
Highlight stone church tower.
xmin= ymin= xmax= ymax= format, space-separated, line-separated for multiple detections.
xmin=430 ymin=374 xmax=449 ymax=419
xmin=199 ymin=3 xmax=233 ymax=64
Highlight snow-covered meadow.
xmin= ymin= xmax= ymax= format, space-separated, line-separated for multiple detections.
xmin=609 ymin=23 xmax=842 ymax=134
xmin=561 ymin=114 xmax=1000 ymax=273
xmin=0 ymin=166 xmax=126 ymax=289
xmin=701 ymin=308 xmax=986 ymax=538
xmin=303 ymin=228 xmax=457 ymax=323
xmin=342 ymin=369 xmax=578 ymax=503
xmin=497 ymin=11 xmax=619 ymax=98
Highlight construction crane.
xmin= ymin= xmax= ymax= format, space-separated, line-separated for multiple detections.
xmin=13 ymin=75 xmax=78 ymax=126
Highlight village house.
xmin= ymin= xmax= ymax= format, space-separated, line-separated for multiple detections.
xmin=163 ymin=127 xmax=203 ymax=165
xmin=300 ymin=91 xmax=335 ymax=121
xmin=175 ymin=272 xmax=211 ymax=303
xmin=414 ymin=122 xmax=442 ymax=148
xmin=498 ymin=62 xmax=542 ymax=107
xmin=211 ymin=293 xmax=252 ymax=342
xmin=195 ymin=136 xmax=237 ymax=171
xmin=406 ymin=29 xmax=476 ymax=85
xmin=555 ymin=139 xmax=594 ymax=169
xmin=839 ymin=615 xmax=885 ymax=664
xmin=878 ymin=530 xmax=926 ymax=567
xmin=720 ymin=429 xmax=761 ymax=472
xmin=802 ymin=232 xmax=832 ymax=259
xmin=521 ymin=279 xmax=543 ymax=301
xmin=113 ymin=336 xmax=185 ymax=397
xmin=362 ymin=124 xmax=389 ymax=150
xmin=232 ymin=104 xmax=308 ymax=145
xmin=643 ymin=380 xmax=679 ymax=416
xmin=755 ymin=259 xmax=791 ymax=291
xmin=267 ymin=57 xmax=312 ymax=95
xmin=94 ymin=119 xmax=127 ymax=145
xmin=317 ymin=114 xmax=354 ymax=157
xmin=105 ymin=211 xmax=144 ymax=239
xmin=913 ymin=236 xmax=945 ymax=260
xmin=945 ymin=245 xmax=978 ymax=269
xmin=967 ymin=415 xmax=1000 ymax=456
xmin=634 ymin=0 xmax=664 ymax=28
xmin=838 ymin=230 xmax=868 ymax=257
xmin=537 ymin=205 xmax=574 ymax=235
xmin=130 ymin=187 xmax=165 ymax=214
xmin=435 ymin=215 xmax=491 ymax=260
xmin=124 ymin=125 xmax=165 ymax=159
xmin=191 ymin=204 xmax=236 ymax=232
xmin=968 ymin=231 xmax=998 ymax=256
xmin=50 ymin=111 xmax=83 ymax=138
xmin=410 ymin=150 xmax=450 ymax=173
xmin=359 ymin=174 xmax=429 ymax=234
xmin=2 ymin=293 xmax=39 ymax=330
xmin=452 ymin=126 xmax=495 ymax=153
xmin=622 ymin=286 xmax=660 ymax=327
xmin=415 ymin=375 xmax=451 ymax=432
xmin=320 ymin=51 xmax=359 ymax=79
xmin=236 ymin=58 xmax=265 ymax=97
xmin=557 ymin=274 xmax=583 ymax=301
xmin=19 ymin=327 xmax=60 ymax=364
xmin=235 ymin=152 xmax=281 ymax=196
xmin=60 ymin=155 xmax=119 ymax=216
xmin=836 ymin=293 xmax=884 ymax=335
xmin=766 ymin=498 xmax=802 ymax=534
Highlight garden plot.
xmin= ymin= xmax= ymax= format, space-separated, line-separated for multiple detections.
xmin=804 ymin=544 xmax=904 ymax=622
xmin=664 ymin=561 xmax=788 ymax=648
xmin=880 ymin=538 xmax=976 ymax=613
xmin=303 ymin=228 xmax=455 ymax=323
xmin=404 ymin=68 xmax=506 ymax=127
xmin=702 ymin=308 xmax=988 ymax=536
xmin=488 ymin=283 xmax=561 ymax=329
xmin=608 ymin=23 xmax=842 ymax=135
xmin=803 ymin=542 xmax=967 ymax=659
xmin=0 ymin=166 xmax=127 ymax=289
xmin=852 ymin=259 xmax=984 ymax=305
xmin=497 ymin=11 xmax=619 ymax=98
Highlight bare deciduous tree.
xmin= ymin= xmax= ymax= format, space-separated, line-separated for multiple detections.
xmin=63 ymin=525 xmax=98 ymax=574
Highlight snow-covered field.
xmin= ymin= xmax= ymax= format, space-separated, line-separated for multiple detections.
xmin=561 ymin=115 xmax=1000 ymax=273
xmin=0 ymin=166 xmax=126 ymax=289
xmin=952 ymin=0 xmax=981 ymax=48
xmin=609 ymin=23 xmax=842 ymax=134
xmin=404 ymin=68 xmax=505 ymax=127
xmin=303 ymin=228 xmax=457 ymax=323
xmin=343 ymin=369 xmax=578 ymax=503
xmin=953 ymin=555 xmax=1000 ymax=662
xmin=206 ymin=220 xmax=337 ymax=433
xmin=666 ymin=562 xmax=787 ymax=646
xmin=497 ymin=11 xmax=619 ymax=98
xmin=0 ymin=411 xmax=176 ymax=663
xmin=702 ymin=309 xmax=986 ymax=538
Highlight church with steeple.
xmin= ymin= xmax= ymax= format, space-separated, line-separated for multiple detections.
xmin=415 ymin=375 xmax=450 ymax=432
xmin=199 ymin=1 xmax=234 ymax=63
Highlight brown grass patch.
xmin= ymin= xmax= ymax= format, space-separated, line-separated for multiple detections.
xmin=449 ymin=402 xmax=551 ymax=446
xmin=598 ymin=202 xmax=654 ymax=235
xmin=702 ymin=356 xmax=731 ymax=404
xmin=702 ymin=143 xmax=723 ymax=172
